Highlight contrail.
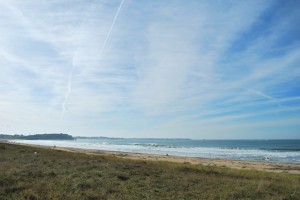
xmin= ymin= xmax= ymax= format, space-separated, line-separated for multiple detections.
xmin=61 ymin=62 xmax=75 ymax=118
xmin=248 ymin=89 xmax=284 ymax=108
xmin=99 ymin=0 xmax=125 ymax=58
xmin=61 ymin=0 xmax=125 ymax=118
xmin=61 ymin=4 xmax=93 ymax=118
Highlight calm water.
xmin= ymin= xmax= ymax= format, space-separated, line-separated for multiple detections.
xmin=11 ymin=138 xmax=300 ymax=164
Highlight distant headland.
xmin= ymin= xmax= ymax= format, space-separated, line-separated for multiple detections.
xmin=0 ymin=133 xmax=74 ymax=140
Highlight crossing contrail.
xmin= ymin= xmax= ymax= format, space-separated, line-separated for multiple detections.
xmin=99 ymin=0 xmax=125 ymax=58
xmin=248 ymin=89 xmax=284 ymax=108
xmin=61 ymin=0 xmax=125 ymax=118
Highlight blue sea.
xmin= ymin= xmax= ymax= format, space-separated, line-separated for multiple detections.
xmin=11 ymin=138 xmax=300 ymax=164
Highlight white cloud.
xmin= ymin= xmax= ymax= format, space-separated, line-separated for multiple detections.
xmin=0 ymin=0 xmax=299 ymax=138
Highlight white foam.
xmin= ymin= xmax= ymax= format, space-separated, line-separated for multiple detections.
xmin=10 ymin=139 xmax=300 ymax=163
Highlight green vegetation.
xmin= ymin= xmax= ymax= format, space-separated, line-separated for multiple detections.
xmin=0 ymin=133 xmax=74 ymax=140
xmin=0 ymin=142 xmax=299 ymax=200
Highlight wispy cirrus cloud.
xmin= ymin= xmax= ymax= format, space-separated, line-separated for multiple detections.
xmin=0 ymin=0 xmax=299 ymax=138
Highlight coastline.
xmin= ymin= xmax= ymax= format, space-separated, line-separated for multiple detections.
xmin=4 ymin=140 xmax=300 ymax=174
xmin=2 ymin=141 xmax=300 ymax=199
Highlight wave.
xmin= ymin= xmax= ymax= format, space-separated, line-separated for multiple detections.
xmin=131 ymin=143 xmax=182 ymax=148
xmin=9 ymin=139 xmax=300 ymax=164
xmin=259 ymin=148 xmax=300 ymax=152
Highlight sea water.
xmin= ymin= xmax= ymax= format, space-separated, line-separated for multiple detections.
xmin=11 ymin=138 xmax=300 ymax=164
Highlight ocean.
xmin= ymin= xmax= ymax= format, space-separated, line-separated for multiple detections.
xmin=11 ymin=138 xmax=300 ymax=164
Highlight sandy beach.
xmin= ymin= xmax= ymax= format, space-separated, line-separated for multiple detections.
xmin=58 ymin=147 xmax=300 ymax=174
xmin=6 ymin=141 xmax=300 ymax=174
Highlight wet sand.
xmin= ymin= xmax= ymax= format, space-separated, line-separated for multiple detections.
xmin=4 ymin=141 xmax=300 ymax=174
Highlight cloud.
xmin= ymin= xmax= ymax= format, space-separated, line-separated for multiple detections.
xmin=0 ymin=0 xmax=299 ymax=138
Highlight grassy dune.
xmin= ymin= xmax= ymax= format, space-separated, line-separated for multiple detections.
xmin=0 ymin=142 xmax=300 ymax=200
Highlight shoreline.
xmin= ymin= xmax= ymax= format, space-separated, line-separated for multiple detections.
xmin=3 ymin=140 xmax=300 ymax=174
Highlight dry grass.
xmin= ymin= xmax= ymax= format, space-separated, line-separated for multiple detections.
xmin=0 ymin=142 xmax=300 ymax=200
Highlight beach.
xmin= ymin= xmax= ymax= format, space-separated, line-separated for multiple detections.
xmin=40 ymin=146 xmax=300 ymax=174
xmin=1 ymin=141 xmax=300 ymax=199
xmin=6 ymin=140 xmax=300 ymax=174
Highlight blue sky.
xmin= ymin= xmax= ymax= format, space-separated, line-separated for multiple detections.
xmin=0 ymin=0 xmax=299 ymax=139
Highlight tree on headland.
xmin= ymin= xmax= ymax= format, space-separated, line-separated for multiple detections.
xmin=0 ymin=133 xmax=74 ymax=140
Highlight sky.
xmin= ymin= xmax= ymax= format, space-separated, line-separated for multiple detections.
xmin=0 ymin=0 xmax=299 ymax=139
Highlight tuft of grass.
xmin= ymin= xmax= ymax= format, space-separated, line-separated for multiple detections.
xmin=0 ymin=142 xmax=300 ymax=199
xmin=0 ymin=144 xmax=6 ymax=150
